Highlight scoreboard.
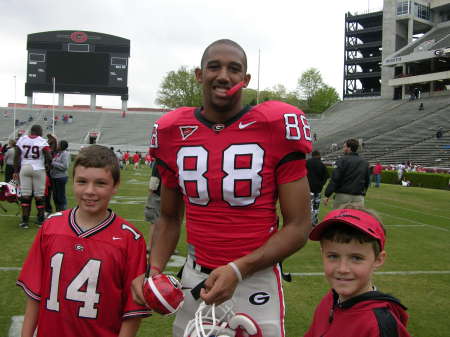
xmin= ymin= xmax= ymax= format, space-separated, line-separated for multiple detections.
xmin=25 ymin=30 xmax=130 ymax=100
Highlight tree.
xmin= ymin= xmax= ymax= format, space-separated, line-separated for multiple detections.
xmin=155 ymin=66 xmax=202 ymax=109
xmin=297 ymin=68 xmax=324 ymax=102
xmin=308 ymin=85 xmax=340 ymax=113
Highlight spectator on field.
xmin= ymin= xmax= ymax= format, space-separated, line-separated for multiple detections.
xmin=0 ymin=142 xmax=4 ymax=173
xmin=436 ymin=127 xmax=443 ymax=139
xmin=397 ymin=163 xmax=406 ymax=183
xmin=132 ymin=152 xmax=141 ymax=170
xmin=324 ymin=139 xmax=370 ymax=209
xmin=115 ymin=149 xmax=123 ymax=169
xmin=401 ymin=177 xmax=411 ymax=187
xmin=372 ymin=162 xmax=383 ymax=188
xmin=418 ymin=103 xmax=424 ymax=111
xmin=305 ymin=206 xmax=412 ymax=337
xmin=50 ymin=140 xmax=70 ymax=211
xmin=45 ymin=134 xmax=58 ymax=215
xmin=4 ymin=139 xmax=17 ymax=183
xmin=123 ymin=151 xmax=130 ymax=169
xmin=307 ymin=150 xmax=329 ymax=226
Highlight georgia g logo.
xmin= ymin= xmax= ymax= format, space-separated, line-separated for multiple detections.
xmin=249 ymin=292 xmax=270 ymax=305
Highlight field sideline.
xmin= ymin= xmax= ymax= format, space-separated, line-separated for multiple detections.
xmin=0 ymin=166 xmax=449 ymax=336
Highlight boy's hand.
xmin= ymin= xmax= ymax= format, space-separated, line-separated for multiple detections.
xmin=131 ymin=274 xmax=146 ymax=306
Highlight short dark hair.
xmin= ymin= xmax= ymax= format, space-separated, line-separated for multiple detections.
xmin=59 ymin=140 xmax=68 ymax=151
xmin=30 ymin=124 xmax=43 ymax=136
xmin=73 ymin=145 xmax=120 ymax=185
xmin=201 ymin=39 xmax=247 ymax=72
xmin=320 ymin=205 xmax=385 ymax=256
xmin=345 ymin=139 xmax=359 ymax=152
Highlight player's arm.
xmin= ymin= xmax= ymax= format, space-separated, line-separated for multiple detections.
xmin=118 ymin=317 xmax=142 ymax=337
xmin=21 ymin=298 xmax=39 ymax=337
xmin=43 ymin=147 xmax=52 ymax=172
xmin=324 ymin=159 xmax=343 ymax=204
xmin=131 ymin=183 xmax=184 ymax=306
xmin=13 ymin=146 xmax=21 ymax=178
xmin=201 ymin=176 xmax=311 ymax=305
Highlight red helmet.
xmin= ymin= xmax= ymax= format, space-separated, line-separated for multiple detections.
xmin=0 ymin=181 xmax=19 ymax=203
xmin=142 ymin=274 xmax=184 ymax=315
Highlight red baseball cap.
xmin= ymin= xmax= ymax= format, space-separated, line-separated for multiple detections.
xmin=309 ymin=208 xmax=386 ymax=250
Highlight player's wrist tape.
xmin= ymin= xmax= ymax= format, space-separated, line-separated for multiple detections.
xmin=150 ymin=266 xmax=162 ymax=274
xmin=228 ymin=262 xmax=243 ymax=282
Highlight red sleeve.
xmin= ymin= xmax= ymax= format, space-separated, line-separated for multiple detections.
xmin=276 ymin=158 xmax=307 ymax=185
xmin=122 ymin=225 xmax=151 ymax=318
xmin=16 ymin=229 xmax=44 ymax=300
xmin=261 ymin=101 xmax=312 ymax=184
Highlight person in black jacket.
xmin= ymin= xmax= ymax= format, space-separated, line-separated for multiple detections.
xmin=324 ymin=139 xmax=370 ymax=209
xmin=306 ymin=150 xmax=329 ymax=226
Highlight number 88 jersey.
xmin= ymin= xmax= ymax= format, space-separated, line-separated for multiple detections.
xmin=150 ymin=101 xmax=312 ymax=268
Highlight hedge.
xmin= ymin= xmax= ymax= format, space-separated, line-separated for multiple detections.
xmin=326 ymin=166 xmax=450 ymax=190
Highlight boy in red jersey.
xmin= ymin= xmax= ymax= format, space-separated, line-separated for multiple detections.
xmin=304 ymin=206 xmax=411 ymax=337
xmin=17 ymin=145 xmax=150 ymax=337
xmin=132 ymin=39 xmax=312 ymax=337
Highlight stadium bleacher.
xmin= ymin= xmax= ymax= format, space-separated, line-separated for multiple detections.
xmin=309 ymin=95 xmax=450 ymax=169
xmin=1 ymin=97 xmax=449 ymax=169
xmin=0 ymin=106 xmax=164 ymax=154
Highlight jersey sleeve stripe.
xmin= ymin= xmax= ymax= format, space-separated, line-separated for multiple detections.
xmin=16 ymin=280 xmax=41 ymax=301
xmin=122 ymin=310 xmax=152 ymax=319
xmin=276 ymin=151 xmax=306 ymax=168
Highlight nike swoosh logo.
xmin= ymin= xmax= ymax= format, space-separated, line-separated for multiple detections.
xmin=239 ymin=121 xmax=256 ymax=129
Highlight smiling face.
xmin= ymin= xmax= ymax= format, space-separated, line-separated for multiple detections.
xmin=73 ymin=166 xmax=118 ymax=223
xmin=195 ymin=42 xmax=251 ymax=121
xmin=321 ymin=239 xmax=385 ymax=302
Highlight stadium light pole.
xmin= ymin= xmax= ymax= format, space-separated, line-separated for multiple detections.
xmin=256 ymin=49 xmax=261 ymax=104
xmin=52 ymin=77 xmax=55 ymax=135
xmin=13 ymin=75 xmax=17 ymax=138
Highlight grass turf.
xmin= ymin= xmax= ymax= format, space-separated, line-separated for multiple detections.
xmin=0 ymin=167 xmax=449 ymax=336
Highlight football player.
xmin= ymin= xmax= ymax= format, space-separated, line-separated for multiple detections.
xmin=17 ymin=145 xmax=150 ymax=337
xmin=13 ymin=124 xmax=52 ymax=228
xmin=132 ymin=39 xmax=313 ymax=337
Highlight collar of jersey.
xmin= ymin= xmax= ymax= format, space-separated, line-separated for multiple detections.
xmin=69 ymin=206 xmax=116 ymax=238
xmin=194 ymin=105 xmax=252 ymax=129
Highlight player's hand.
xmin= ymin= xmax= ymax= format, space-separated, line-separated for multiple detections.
xmin=200 ymin=264 xmax=239 ymax=305
xmin=131 ymin=273 xmax=146 ymax=306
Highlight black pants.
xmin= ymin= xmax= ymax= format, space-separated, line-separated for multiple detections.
xmin=4 ymin=164 xmax=14 ymax=182
xmin=52 ymin=176 xmax=68 ymax=211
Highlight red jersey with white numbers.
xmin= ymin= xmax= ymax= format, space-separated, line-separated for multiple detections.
xmin=16 ymin=134 xmax=50 ymax=170
xmin=150 ymin=101 xmax=312 ymax=268
xmin=17 ymin=208 xmax=150 ymax=337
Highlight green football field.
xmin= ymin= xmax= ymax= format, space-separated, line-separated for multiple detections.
xmin=0 ymin=166 xmax=449 ymax=337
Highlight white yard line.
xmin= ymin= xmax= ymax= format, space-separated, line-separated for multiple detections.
xmin=379 ymin=212 xmax=450 ymax=232
xmin=373 ymin=200 xmax=450 ymax=221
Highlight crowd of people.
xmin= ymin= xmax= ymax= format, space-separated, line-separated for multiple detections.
xmin=1 ymin=126 xmax=70 ymax=228
xmin=10 ymin=39 xmax=412 ymax=337
xmin=111 ymin=148 xmax=152 ymax=170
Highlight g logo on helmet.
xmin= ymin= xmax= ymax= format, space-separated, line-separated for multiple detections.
xmin=142 ymin=274 xmax=184 ymax=315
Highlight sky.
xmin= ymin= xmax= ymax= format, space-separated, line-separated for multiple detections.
xmin=0 ymin=0 xmax=383 ymax=109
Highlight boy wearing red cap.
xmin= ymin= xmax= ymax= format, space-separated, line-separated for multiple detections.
xmin=304 ymin=206 xmax=411 ymax=337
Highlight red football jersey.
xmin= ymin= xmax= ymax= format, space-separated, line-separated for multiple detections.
xmin=17 ymin=208 xmax=150 ymax=337
xmin=150 ymin=101 xmax=312 ymax=268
